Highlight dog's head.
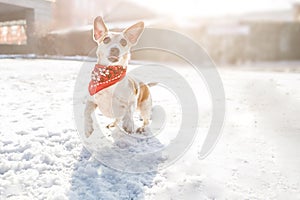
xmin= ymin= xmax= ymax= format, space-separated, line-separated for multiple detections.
xmin=93 ymin=16 xmax=144 ymax=66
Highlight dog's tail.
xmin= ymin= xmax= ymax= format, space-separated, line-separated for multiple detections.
xmin=147 ymin=82 xmax=158 ymax=87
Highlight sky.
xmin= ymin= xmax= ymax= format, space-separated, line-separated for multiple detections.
xmin=127 ymin=0 xmax=298 ymax=18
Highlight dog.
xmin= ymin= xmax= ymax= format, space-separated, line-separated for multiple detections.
xmin=84 ymin=16 xmax=155 ymax=138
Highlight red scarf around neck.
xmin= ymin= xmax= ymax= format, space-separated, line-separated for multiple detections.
xmin=88 ymin=64 xmax=127 ymax=96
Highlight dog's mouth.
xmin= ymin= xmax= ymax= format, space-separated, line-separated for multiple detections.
xmin=108 ymin=56 xmax=119 ymax=63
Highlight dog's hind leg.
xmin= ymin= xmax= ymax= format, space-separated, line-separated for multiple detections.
xmin=122 ymin=104 xmax=135 ymax=134
xmin=136 ymin=84 xmax=152 ymax=133
xmin=136 ymin=102 xmax=151 ymax=133
xmin=84 ymin=100 xmax=97 ymax=137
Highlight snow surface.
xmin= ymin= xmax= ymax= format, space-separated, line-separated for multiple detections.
xmin=0 ymin=59 xmax=300 ymax=199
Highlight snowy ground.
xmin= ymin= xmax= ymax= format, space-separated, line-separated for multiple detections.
xmin=0 ymin=59 xmax=300 ymax=199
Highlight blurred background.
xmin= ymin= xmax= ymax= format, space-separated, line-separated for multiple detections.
xmin=1 ymin=0 xmax=300 ymax=64
xmin=1 ymin=1 xmax=300 ymax=199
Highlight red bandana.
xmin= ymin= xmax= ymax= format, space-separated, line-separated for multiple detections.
xmin=88 ymin=64 xmax=127 ymax=96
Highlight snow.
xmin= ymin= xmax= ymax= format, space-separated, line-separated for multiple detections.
xmin=0 ymin=59 xmax=300 ymax=199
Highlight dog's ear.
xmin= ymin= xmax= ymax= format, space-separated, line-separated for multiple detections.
xmin=123 ymin=21 xmax=144 ymax=45
xmin=93 ymin=16 xmax=108 ymax=42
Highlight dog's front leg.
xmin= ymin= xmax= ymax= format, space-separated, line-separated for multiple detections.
xmin=84 ymin=100 xmax=97 ymax=137
xmin=122 ymin=104 xmax=135 ymax=134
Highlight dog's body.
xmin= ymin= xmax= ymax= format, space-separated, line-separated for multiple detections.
xmin=84 ymin=16 xmax=152 ymax=137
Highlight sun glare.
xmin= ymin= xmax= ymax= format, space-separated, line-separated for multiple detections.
xmin=128 ymin=0 xmax=293 ymax=18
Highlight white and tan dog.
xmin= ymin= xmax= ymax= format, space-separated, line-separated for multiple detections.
xmin=84 ymin=16 xmax=154 ymax=137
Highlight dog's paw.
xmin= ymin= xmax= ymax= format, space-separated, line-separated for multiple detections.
xmin=122 ymin=123 xmax=134 ymax=134
xmin=123 ymin=126 xmax=134 ymax=134
xmin=106 ymin=122 xmax=117 ymax=129
xmin=136 ymin=127 xmax=145 ymax=133
xmin=122 ymin=118 xmax=135 ymax=134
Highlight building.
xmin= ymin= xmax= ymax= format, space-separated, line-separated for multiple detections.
xmin=0 ymin=0 xmax=53 ymax=54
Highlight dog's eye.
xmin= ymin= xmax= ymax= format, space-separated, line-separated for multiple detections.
xmin=120 ymin=38 xmax=127 ymax=47
xmin=103 ymin=37 xmax=111 ymax=44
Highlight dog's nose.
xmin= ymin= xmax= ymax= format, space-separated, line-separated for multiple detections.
xmin=110 ymin=48 xmax=120 ymax=57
